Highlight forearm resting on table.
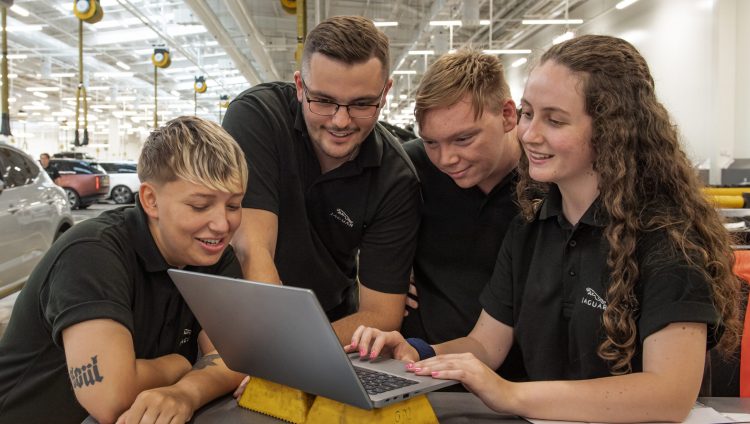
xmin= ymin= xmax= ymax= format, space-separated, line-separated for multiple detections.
xmin=495 ymin=322 xmax=707 ymax=423
xmin=164 ymin=351 xmax=247 ymax=412
xmin=81 ymin=354 xmax=191 ymax=424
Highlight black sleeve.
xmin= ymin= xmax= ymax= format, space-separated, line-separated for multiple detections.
xmin=43 ymin=241 xmax=134 ymax=348
xmin=222 ymin=90 xmax=285 ymax=213
xmin=357 ymin=172 xmax=421 ymax=294
xmin=637 ymin=259 xmax=720 ymax=347
xmin=479 ymin=218 xmax=522 ymax=327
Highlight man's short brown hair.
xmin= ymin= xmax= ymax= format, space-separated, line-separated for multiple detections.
xmin=415 ymin=49 xmax=511 ymax=126
xmin=138 ymin=116 xmax=247 ymax=194
xmin=301 ymin=15 xmax=390 ymax=79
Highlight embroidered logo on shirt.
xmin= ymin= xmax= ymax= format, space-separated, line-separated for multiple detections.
xmin=178 ymin=328 xmax=192 ymax=347
xmin=581 ymin=287 xmax=607 ymax=311
xmin=330 ymin=208 xmax=354 ymax=228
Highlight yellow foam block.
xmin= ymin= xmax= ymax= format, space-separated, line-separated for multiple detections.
xmin=305 ymin=394 xmax=438 ymax=424
xmin=707 ymin=194 xmax=745 ymax=208
xmin=237 ymin=377 xmax=314 ymax=423
xmin=703 ymin=187 xmax=750 ymax=196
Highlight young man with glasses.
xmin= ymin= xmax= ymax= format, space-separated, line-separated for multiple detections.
xmin=222 ymin=16 xmax=420 ymax=345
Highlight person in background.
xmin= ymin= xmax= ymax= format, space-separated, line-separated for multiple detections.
xmin=0 ymin=116 xmax=248 ymax=424
xmin=40 ymin=152 xmax=61 ymax=185
xmin=347 ymin=35 xmax=741 ymax=423
xmin=399 ymin=49 xmax=525 ymax=381
xmin=222 ymin=16 xmax=420 ymax=345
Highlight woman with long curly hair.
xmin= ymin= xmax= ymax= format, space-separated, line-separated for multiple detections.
xmin=347 ymin=34 xmax=741 ymax=422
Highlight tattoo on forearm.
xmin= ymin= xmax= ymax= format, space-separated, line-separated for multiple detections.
xmin=193 ymin=353 xmax=221 ymax=370
xmin=69 ymin=355 xmax=104 ymax=389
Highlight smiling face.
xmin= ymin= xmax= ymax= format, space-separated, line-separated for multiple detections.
xmin=419 ymin=95 xmax=519 ymax=194
xmin=141 ymin=179 xmax=243 ymax=268
xmin=517 ymin=60 xmax=597 ymax=193
xmin=294 ymin=53 xmax=391 ymax=173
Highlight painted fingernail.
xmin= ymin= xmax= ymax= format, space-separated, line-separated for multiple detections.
xmin=413 ymin=367 xmax=422 ymax=372
xmin=406 ymin=363 xmax=414 ymax=369
xmin=431 ymin=371 xmax=439 ymax=377
xmin=360 ymin=350 xmax=366 ymax=356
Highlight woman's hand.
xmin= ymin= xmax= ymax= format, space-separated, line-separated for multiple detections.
xmin=409 ymin=352 xmax=511 ymax=413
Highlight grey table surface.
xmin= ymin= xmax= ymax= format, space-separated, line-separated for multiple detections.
xmin=82 ymin=395 xmax=750 ymax=423
xmin=186 ymin=395 xmax=750 ymax=424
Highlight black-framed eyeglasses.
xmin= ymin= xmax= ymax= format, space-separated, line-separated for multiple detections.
xmin=301 ymin=78 xmax=386 ymax=119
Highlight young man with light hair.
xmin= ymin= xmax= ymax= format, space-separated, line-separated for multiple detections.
xmin=0 ymin=116 xmax=248 ymax=424
xmin=399 ymin=50 xmax=525 ymax=379
xmin=223 ymin=16 xmax=419 ymax=345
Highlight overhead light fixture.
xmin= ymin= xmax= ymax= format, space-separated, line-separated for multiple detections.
xmin=616 ymin=0 xmax=640 ymax=9
xmin=429 ymin=20 xmax=462 ymax=26
xmin=374 ymin=21 xmax=398 ymax=27
xmin=10 ymin=5 xmax=30 ymax=17
xmin=32 ymin=92 xmax=48 ymax=98
xmin=553 ymin=31 xmax=575 ymax=45
xmin=483 ymin=49 xmax=531 ymax=55
xmin=94 ymin=71 xmax=134 ymax=78
xmin=408 ymin=50 xmax=434 ymax=55
xmin=512 ymin=58 xmax=528 ymax=68
xmin=522 ymin=19 xmax=583 ymax=25
xmin=393 ymin=70 xmax=417 ymax=75
xmin=7 ymin=24 xmax=44 ymax=32
xmin=50 ymin=72 xmax=76 ymax=78
xmin=26 ymin=86 xmax=60 ymax=92
xmin=480 ymin=20 xmax=491 ymax=25
xmin=7 ymin=54 xmax=27 ymax=59
xmin=116 ymin=61 xmax=131 ymax=70
xmin=87 ymin=86 xmax=111 ymax=91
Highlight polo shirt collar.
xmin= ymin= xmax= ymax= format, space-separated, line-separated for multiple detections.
xmin=131 ymin=195 xmax=172 ymax=272
xmin=537 ymin=184 xmax=608 ymax=227
xmin=292 ymin=97 xmax=384 ymax=171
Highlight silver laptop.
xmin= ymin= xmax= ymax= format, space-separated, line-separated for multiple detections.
xmin=168 ymin=269 xmax=457 ymax=409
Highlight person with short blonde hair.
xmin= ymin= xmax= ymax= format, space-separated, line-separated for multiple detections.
xmin=0 ymin=116 xmax=248 ymax=424
xmin=400 ymin=50 xmax=522 ymax=385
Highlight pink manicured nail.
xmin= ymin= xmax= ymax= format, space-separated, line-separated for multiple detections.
xmin=360 ymin=350 xmax=366 ymax=356
xmin=406 ymin=363 xmax=414 ymax=369
xmin=413 ymin=367 xmax=422 ymax=372
xmin=431 ymin=371 xmax=439 ymax=377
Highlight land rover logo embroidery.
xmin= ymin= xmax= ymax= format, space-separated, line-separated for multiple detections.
xmin=581 ymin=287 xmax=607 ymax=310
xmin=330 ymin=208 xmax=354 ymax=228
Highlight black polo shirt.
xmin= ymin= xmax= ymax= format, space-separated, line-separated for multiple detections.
xmin=400 ymin=139 xmax=519 ymax=343
xmin=0 ymin=199 xmax=242 ymax=424
xmin=43 ymin=163 xmax=60 ymax=181
xmin=480 ymin=185 xmax=720 ymax=380
xmin=223 ymin=82 xmax=420 ymax=319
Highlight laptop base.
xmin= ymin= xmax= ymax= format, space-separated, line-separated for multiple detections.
xmin=307 ymin=394 xmax=438 ymax=424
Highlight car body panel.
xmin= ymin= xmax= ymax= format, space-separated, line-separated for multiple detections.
xmin=0 ymin=144 xmax=74 ymax=292
xmin=50 ymin=159 xmax=110 ymax=209
xmin=97 ymin=161 xmax=140 ymax=204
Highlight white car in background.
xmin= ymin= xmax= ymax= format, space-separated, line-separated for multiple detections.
xmin=0 ymin=143 xmax=74 ymax=296
xmin=97 ymin=161 xmax=140 ymax=204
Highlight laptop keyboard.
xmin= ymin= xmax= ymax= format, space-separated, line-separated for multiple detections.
xmin=354 ymin=366 xmax=419 ymax=395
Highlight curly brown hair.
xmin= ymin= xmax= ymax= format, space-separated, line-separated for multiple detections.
xmin=516 ymin=35 xmax=741 ymax=374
